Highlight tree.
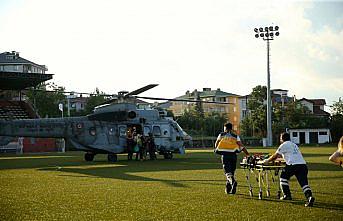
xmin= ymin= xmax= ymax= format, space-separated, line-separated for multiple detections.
xmin=26 ymin=82 xmax=66 ymax=118
xmin=176 ymin=108 xmax=227 ymax=137
xmin=330 ymin=114 xmax=343 ymax=142
xmin=244 ymin=85 xmax=267 ymax=137
xmin=83 ymin=88 xmax=108 ymax=114
xmin=194 ymin=92 xmax=204 ymax=117
xmin=331 ymin=97 xmax=343 ymax=115
xmin=240 ymin=85 xmax=330 ymax=142
xmin=330 ymin=97 xmax=343 ymax=142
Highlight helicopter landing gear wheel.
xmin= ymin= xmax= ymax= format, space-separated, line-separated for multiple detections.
xmin=107 ymin=154 xmax=118 ymax=162
xmin=85 ymin=152 xmax=95 ymax=161
xmin=163 ymin=152 xmax=173 ymax=160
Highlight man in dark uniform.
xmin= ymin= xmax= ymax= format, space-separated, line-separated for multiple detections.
xmin=263 ymin=132 xmax=315 ymax=207
xmin=146 ymin=133 xmax=157 ymax=160
xmin=215 ymin=123 xmax=249 ymax=194
xmin=126 ymin=129 xmax=134 ymax=160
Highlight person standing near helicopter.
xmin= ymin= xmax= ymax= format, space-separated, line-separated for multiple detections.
xmin=214 ymin=122 xmax=249 ymax=194
xmin=135 ymin=133 xmax=144 ymax=161
xmin=146 ymin=132 xmax=157 ymax=160
xmin=126 ymin=129 xmax=135 ymax=160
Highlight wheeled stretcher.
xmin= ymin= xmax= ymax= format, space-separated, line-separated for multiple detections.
xmin=240 ymin=155 xmax=286 ymax=199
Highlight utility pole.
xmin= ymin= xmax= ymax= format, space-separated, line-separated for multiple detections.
xmin=254 ymin=25 xmax=280 ymax=146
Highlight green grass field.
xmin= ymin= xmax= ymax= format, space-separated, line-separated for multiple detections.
xmin=1 ymin=146 xmax=342 ymax=220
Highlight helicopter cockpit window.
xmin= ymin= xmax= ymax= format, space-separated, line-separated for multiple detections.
xmin=143 ymin=126 xmax=151 ymax=136
xmin=152 ymin=126 xmax=161 ymax=136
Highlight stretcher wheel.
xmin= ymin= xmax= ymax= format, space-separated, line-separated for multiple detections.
xmin=249 ymin=190 xmax=253 ymax=197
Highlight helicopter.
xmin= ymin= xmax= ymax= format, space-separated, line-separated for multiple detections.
xmin=0 ymin=84 xmax=230 ymax=162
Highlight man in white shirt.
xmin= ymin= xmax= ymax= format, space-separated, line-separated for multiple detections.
xmin=263 ymin=132 xmax=315 ymax=207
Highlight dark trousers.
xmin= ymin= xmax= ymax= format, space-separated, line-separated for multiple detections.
xmin=280 ymin=164 xmax=313 ymax=199
xmin=127 ymin=139 xmax=135 ymax=160
xmin=221 ymin=153 xmax=237 ymax=188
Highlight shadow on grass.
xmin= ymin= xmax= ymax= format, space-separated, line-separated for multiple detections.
xmin=0 ymin=151 xmax=220 ymax=169
xmin=307 ymin=162 xmax=343 ymax=171
xmin=37 ymin=158 xmax=222 ymax=188
xmin=237 ymin=181 xmax=343 ymax=198
xmin=302 ymin=153 xmax=334 ymax=158
xmin=238 ymin=193 xmax=343 ymax=211
xmin=1 ymin=151 xmax=342 ymax=189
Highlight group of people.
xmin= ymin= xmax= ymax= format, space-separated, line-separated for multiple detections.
xmin=126 ymin=127 xmax=157 ymax=161
xmin=214 ymin=122 xmax=343 ymax=208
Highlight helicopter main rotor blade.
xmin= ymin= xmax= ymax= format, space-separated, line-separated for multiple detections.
xmin=125 ymin=84 xmax=159 ymax=96
xmin=22 ymin=89 xmax=116 ymax=97
xmin=134 ymin=96 xmax=233 ymax=104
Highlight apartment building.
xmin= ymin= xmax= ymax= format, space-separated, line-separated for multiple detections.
xmin=168 ymin=88 xmax=241 ymax=132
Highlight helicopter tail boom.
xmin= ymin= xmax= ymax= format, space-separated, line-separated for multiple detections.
xmin=0 ymin=119 xmax=67 ymax=138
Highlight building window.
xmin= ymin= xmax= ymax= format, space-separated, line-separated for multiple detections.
xmin=242 ymin=110 xmax=248 ymax=118
xmin=319 ymin=131 xmax=327 ymax=135
xmin=241 ymin=100 xmax=246 ymax=109
xmin=292 ymin=132 xmax=298 ymax=137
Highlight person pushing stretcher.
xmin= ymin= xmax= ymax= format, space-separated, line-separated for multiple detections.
xmin=262 ymin=132 xmax=315 ymax=207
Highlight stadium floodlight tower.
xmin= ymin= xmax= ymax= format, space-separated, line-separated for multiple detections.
xmin=254 ymin=25 xmax=280 ymax=147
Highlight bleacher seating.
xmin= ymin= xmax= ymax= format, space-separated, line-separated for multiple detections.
xmin=0 ymin=100 xmax=37 ymax=120
xmin=0 ymin=100 xmax=39 ymax=153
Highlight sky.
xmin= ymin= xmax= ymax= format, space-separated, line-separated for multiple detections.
xmin=0 ymin=0 xmax=342 ymax=112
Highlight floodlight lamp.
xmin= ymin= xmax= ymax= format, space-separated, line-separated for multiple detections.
xmin=260 ymin=33 xmax=264 ymax=37
xmin=275 ymin=26 xmax=279 ymax=31
xmin=254 ymin=28 xmax=258 ymax=33
xmin=255 ymin=34 xmax=259 ymax=38
xmin=275 ymin=32 xmax=280 ymax=36
xmin=265 ymin=27 xmax=268 ymax=31
xmin=269 ymin=26 xmax=273 ymax=31
xmin=270 ymin=32 xmax=274 ymax=37
xmin=265 ymin=33 xmax=269 ymax=37
xmin=259 ymin=27 xmax=263 ymax=32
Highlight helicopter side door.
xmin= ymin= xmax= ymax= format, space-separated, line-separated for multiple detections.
xmin=107 ymin=125 xmax=118 ymax=145
xmin=152 ymin=124 xmax=171 ymax=152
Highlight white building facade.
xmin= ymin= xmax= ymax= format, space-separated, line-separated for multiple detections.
xmin=288 ymin=128 xmax=331 ymax=144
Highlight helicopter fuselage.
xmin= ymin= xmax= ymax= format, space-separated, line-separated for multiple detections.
xmin=0 ymin=103 xmax=190 ymax=161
